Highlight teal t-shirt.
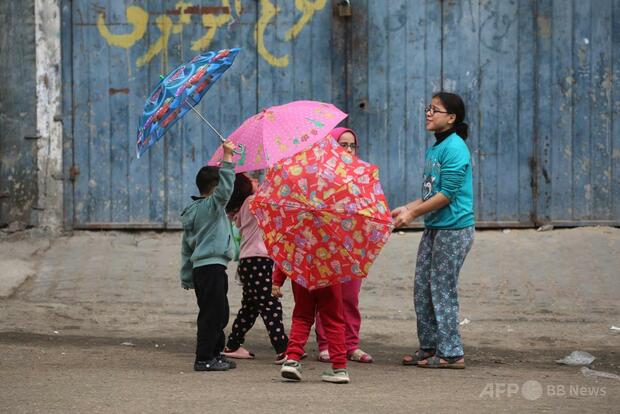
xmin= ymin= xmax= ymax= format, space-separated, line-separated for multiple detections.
xmin=422 ymin=133 xmax=475 ymax=229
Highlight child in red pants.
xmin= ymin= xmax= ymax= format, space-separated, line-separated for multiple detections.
xmin=272 ymin=266 xmax=349 ymax=384
xmin=315 ymin=127 xmax=373 ymax=364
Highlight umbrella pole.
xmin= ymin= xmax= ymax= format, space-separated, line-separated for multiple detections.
xmin=185 ymin=101 xmax=226 ymax=142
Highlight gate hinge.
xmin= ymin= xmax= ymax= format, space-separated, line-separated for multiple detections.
xmin=338 ymin=0 xmax=352 ymax=17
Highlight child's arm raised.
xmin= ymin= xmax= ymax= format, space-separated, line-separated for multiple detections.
xmin=211 ymin=140 xmax=236 ymax=207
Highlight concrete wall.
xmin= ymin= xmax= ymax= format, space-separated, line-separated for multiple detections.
xmin=35 ymin=0 xmax=63 ymax=231
xmin=0 ymin=0 xmax=63 ymax=232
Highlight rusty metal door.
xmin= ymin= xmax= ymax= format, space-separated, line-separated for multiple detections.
xmin=62 ymin=0 xmax=620 ymax=228
xmin=63 ymin=0 xmax=341 ymax=228
xmin=346 ymin=0 xmax=619 ymax=227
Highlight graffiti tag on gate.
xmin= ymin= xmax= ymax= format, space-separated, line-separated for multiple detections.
xmin=97 ymin=0 xmax=327 ymax=69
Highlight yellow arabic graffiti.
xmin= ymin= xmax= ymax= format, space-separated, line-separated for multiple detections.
xmin=254 ymin=0 xmax=288 ymax=67
xmin=96 ymin=6 xmax=148 ymax=48
xmin=285 ymin=0 xmax=327 ymax=41
xmin=192 ymin=10 xmax=233 ymax=52
xmin=96 ymin=0 xmax=327 ymax=69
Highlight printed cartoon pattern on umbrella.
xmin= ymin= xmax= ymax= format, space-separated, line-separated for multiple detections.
xmin=251 ymin=136 xmax=393 ymax=290
xmin=208 ymin=100 xmax=347 ymax=172
xmin=136 ymin=48 xmax=240 ymax=158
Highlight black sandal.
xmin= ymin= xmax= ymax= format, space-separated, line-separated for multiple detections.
xmin=402 ymin=349 xmax=435 ymax=366
xmin=417 ymin=355 xmax=465 ymax=369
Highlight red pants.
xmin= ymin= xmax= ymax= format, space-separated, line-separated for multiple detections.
xmin=315 ymin=278 xmax=362 ymax=353
xmin=286 ymin=281 xmax=347 ymax=369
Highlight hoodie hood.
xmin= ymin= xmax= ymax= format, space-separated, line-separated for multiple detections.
xmin=181 ymin=198 xmax=203 ymax=230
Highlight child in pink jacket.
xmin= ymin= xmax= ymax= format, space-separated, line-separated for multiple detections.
xmin=223 ymin=173 xmax=288 ymax=363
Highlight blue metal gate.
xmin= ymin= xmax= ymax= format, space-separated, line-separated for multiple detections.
xmin=62 ymin=0 xmax=620 ymax=228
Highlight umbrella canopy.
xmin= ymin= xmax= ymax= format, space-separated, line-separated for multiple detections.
xmin=251 ymin=136 xmax=393 ymax=290
xmin=208 ymin=100 xmax=347 ymax=172
xmin=136 ymin=48 xmax=240 ymax=158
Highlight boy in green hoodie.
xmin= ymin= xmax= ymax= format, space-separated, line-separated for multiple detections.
xmin=180 ymin=140 xmax=236 ymax=371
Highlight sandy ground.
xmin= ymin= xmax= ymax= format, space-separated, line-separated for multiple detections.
xmin=1 ymin=227 xmax=619 ymax=413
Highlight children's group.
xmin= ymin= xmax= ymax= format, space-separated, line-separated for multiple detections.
xmin=180 ymin=92 xmax=475 ymax=384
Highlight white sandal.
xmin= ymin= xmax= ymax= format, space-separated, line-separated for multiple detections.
xmin=318 ymin=350 xmax=330 ymax=363
xmin=348 ymin=348 xmax=373 ymax=363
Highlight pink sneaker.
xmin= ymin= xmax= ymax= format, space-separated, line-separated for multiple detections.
xmin=222 ymin=346 xmax=255 ymax=359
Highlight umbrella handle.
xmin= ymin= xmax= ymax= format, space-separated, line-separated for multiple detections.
xmin=185 ymin=99 xmax=227 ymax=142
xmin=233 ymin=144 xmax=244 ymax=155
xmin=184 ymin=99 xmax=242 ymax=154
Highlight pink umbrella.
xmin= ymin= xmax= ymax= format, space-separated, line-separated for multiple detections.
xmin=208 ymin=100 xmax=347 ymax=172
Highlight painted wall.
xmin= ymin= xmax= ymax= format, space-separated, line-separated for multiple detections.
xmin=347 ymin=0 xmax=619 ymax=226
xmin=0 ymin=1 xmax=38 ymax=229
xmin=2 ymin=0 xmax=618 ymax=229
xmin=0 ymin=0 xmax=63 ymax=232
xmin=65 ymin=0 xmax=342 ymax=228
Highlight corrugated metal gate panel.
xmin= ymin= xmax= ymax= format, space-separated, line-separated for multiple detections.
xmin=345 ymin=0 xmax=443 ymax=219
xmin=348 ymin=0 xmax=619 ymax=226
xmin=443 ymin=0 xmax=535 ymax=224
xmin=614 ymin=0 xmax=620 ymax=223
xmin=70 ymin=0 xmax=263 ymax=227
xmin=534 ymin=0 xmax=619 ymax=225
xmin=348 ymin=0 xmax=533 ymax=225
xmin=256 ymin=1 xmax=345 ymax=111
xmin=67 ymin=0 xmax=337 ymax=228
xmin=64 ymin=0 xmax=620 ymax=228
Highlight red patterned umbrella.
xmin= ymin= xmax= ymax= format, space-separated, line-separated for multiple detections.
xmin=251 ymin=136 xmax=393 ymax=290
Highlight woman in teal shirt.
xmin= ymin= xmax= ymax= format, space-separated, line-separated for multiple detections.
xmin=393 ymin=92 xmax=475 ymax=369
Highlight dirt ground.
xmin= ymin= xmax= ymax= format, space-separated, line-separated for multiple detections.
xmin=1 ymin=227 xmax=619 ymax=413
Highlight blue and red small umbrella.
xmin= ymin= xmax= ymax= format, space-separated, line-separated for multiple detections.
xmin=136 ymin=48 xmax=240 ymax=158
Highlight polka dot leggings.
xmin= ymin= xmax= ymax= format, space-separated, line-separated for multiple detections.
xmin=226 ymin=257 xmax=288 ymax=354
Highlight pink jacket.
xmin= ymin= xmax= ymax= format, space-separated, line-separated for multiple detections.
xmin=234 ymin=195 xmax=270 ymax=260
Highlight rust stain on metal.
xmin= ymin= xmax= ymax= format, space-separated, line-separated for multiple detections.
xmin=165 ymin=6 xmax=230 ymax=15
xmin=109 ymin=87 xmax=129 ymax=95
xmin=69 ymin=165 xmax=80 ymax=182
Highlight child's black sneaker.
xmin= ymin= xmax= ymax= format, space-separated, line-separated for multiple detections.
xmin=194 ymin=358 xmax=230 ymax=371
xmin=217 ymin=355 xmax=237 ymax=369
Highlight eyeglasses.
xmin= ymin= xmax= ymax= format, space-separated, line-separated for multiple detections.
xmin=425 ymin=104 xmax=451 ymax=116
xmin=339 ymin=142 xmax=358 ymax=150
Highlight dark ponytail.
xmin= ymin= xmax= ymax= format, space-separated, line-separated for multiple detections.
xmin=433 ymin=92 xmax=468 ymax=139
xmin=226 ymin=173 xmax=254 ymax=213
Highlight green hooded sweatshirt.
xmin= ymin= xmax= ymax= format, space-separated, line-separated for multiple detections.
xmin=180 ymin=161 xmax=235 ymax=289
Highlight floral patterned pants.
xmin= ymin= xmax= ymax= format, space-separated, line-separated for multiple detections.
xmin=414 ymin=226 xmax=475 ymax=358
